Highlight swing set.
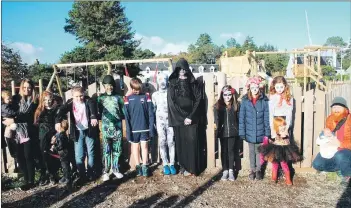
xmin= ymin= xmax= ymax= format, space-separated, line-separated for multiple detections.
xmin=45 ymin=58 xmax=173 ymax=102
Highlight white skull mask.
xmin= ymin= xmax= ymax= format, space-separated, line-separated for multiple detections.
xmin=179 ymin=68 xmax=186 ymax=77
xmin=223 ymin=90 xmax=232 ymax=103
xmin=250 ymin=83 xmax=259 ymax=95
xmin=275 ymin=83 xmax=285 ymax=94
xmin=157 ymin=73 xmax=168 ymax=90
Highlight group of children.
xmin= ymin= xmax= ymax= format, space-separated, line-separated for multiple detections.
xmin=215 ymin=76 xmax=303 ymax=185
xmin=1 ymin=72 xmax=303 ymax=191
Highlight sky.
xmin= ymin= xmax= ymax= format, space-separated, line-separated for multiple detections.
xmin=1 ymin=1 xmax=350 ymax=65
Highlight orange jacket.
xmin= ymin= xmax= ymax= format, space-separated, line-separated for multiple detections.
xmin=326 ymin=114 xmax=351 ymax=150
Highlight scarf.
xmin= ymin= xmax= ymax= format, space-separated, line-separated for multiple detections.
xmin=73 ymin=101 xmax=88 ymax=130
xmin=16 ymin=98 xmax=32 ymax=144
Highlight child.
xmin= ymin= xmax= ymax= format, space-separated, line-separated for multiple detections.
xmin=152 ymin=73 xmax=176 ymax=175
xmin=268 ymin=76 xmax=293 ymax=137
xmin=239 ymin=77 xmax=271 ymax=180
xmin=34 ymin=91 xmax=61 ymax=185
xmin=214 ymin=85 xmax=240 ymax=181
xmin=1 ymin=91 xmax=17 ymax=140
xmin=50 ymin=120 xmax=71 ymax=187
xmin=258 ymin=117 xmax=303 ymax=185
xmin=98 ymin=75 xmax=125 ymax=181
xmin=56 ymin=85 xmax=99 ymax=185
xmin=124 ymin=78 xmax=155 ymax=177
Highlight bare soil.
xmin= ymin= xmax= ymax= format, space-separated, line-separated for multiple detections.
xmin=1 ymin=166 xmax=350 ymax=208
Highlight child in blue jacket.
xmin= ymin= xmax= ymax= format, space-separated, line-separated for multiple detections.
xmin=124 ymin=78 xmax=155 ymax=177
xmin=239 ymin=77 xmax=271 ymax=181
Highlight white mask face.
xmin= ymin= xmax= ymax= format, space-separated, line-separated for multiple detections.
xmin=223 ymin=90 xmax=232 ymax=103
xmin=250 ymin=83 xmax=259 ymax=95
xmin=179 ymin=69 xmax=186 ymax=77
xmin=275 ymin=83 xmax=285 ymax=94
xmin=157 ymin=75 xmax=168 ymax=90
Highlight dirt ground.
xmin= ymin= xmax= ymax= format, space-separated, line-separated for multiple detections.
xmin=1 ymin=166 xmax=350 ymax=208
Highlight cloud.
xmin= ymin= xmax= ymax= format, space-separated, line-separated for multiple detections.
xmin=134 ymin=33 xmax=190 ymax=55
xmin=8 ymin=42 xmax=44 ymax=64
xmin=220 ymin=32 xmax=244 ymax=42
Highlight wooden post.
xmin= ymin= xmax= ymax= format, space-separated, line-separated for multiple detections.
xmin=204 ymin=73 xmax=216 ymax=169
xmin=55 ymin=73 xmax=65 ymax=102
xmin=292 ymin=85 xmax=302 ymax=168
xmin=303 ymin=51 xmax=307 ymax=94
xmin=46 ymin=67 xmax=57 ymax=91
xmin=11 ymin=81 xmax=15 ymax=96
xmin=107 ymin=62 xmax=112 ymax=75
xmin=252 ymin=51 xmax=257 ymax=76
xmin=313 ymin=89 xmax=325 ymax=160
xmin=38 ymin=79 xmax=43 ymax=97
xmin=301 ymin=89 xmax=314 ymax=167
xmin=294 ymin=49 xmax=298 ymax=76
xmin=168 ymin=59 xmax=173 ymax=72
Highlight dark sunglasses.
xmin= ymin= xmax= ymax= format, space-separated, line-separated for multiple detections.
xmin=223 ymin=93 xmax=232 ymax=96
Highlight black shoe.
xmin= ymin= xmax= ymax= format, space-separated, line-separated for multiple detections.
xmin=73 ymin=177 xmax=86 ymax=187
xmin=59 ymin=177 xmax=69 ymax=184
xmin=249 ymin=171 xmax=256 ymax=181
xmin=256 ymin=170 xmax=262 ymax=180
xmin=39 ymin=177 xmax=49 ymax=186
xmin=20 ymin=183 xmax=35 ymax=191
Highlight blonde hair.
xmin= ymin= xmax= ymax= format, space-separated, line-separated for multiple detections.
xmin=19 ymin=79 xmax=37 ymax=103
xmin=273 ymin=117 xmax=287 ymax=133
xmin=1 ymin=90 xmax=11 ymax=100
xmin=130 ymin=78 xmax=142 ymax=91
xmin=71 ymin=85 xmax=84 ymax=95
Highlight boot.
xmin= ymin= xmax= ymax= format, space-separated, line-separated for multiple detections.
xmin=284 ymin=170 xmax=293 ymax=186
xmin=272 ymin=163 xmax=278 ymax=182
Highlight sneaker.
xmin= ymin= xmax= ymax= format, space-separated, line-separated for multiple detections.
xmin=113 ymin=169 xmax=124 ymax=179
xmin=170 ymin=165 xmax=177 ymax=175
xmin=183 ymin=170 xmax=193 ymax=177
xmin=39 ymin=175 xmax=49 ymax=186
xmin=249 ymin=171 xmax=256 ymax=180
xmin=142 ymin=165 xmax=149 ymax=177
xmin=136 ymin=165 xmax=142 ymax=177
xmin=256 ymin=170 xmax=262 ymax=180
xmin=102 ymin=173 xmax=110 ymax=182
xmin=228 ymin=170 xmax=235 ymax=181
xmin=20 ymin=183 xmax=35 ymax=191
xmin=163 ymin=165 xmax=171 ymax=175
xmin=221 ymin=170 xmax=229 ymax=181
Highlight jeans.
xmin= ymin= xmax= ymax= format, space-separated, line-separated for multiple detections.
xmin=248 ymin=143 xmax=261 ymax=172
xmin=312 ymin=149 xmax=351 ymax=177
xmin=74 ymin=130 xmax=95 ymax=178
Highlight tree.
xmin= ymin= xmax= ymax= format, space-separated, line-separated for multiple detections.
xmin=241 ymin=36 xmax=257 ymax=52
xmin=132 ymin=49 xmax=155 ymax=59
xmin=321 ymin=65 xmax=336 ymax=77
xmin=1 ymin=43 xmax=28 ymax=88
xmin=226 ymin=38 xmax=240 ymax=48
xmin=64 ymin=1 xmax=138 ymax=57
xmin=27 ymin=63 xmax=54 ymax=88
xmin=257 ymin=43 xmax=277 ymax=52
xmin=324 ymin=36 xmax=347 ymax=47
xmin=195 ymin=33 xmax=212 ymax=48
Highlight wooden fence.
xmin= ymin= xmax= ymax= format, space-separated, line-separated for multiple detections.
xmin=2 ymin=76 xmax=351 ymax=174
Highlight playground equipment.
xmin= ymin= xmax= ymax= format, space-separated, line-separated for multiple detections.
xmin=221 ymin=46 xmax=341 ymax=92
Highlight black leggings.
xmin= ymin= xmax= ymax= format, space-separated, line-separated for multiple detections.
xmin=17 ymin=141 xmax=35 ymax=184
xmin=219 ymin=137 xmax=240 ymax=171
xmin=40 ymin=137 xmax=60 ymax=177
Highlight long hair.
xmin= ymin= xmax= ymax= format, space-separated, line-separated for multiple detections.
xmin=215 ymin=85 xmax=238 ymax=111
xmin=273 ymin=116 xmax=287 ymax=135
xmin=269 ymin=76 xmax=291 ymax=106
xmin=19 ymin=79 xmax=37 ymax=103
xmin=34 ymin=91 xmax=53 ymax=124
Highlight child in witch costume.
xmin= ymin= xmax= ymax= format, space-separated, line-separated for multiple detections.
xmin=214 ymin=85 xmax=240 ymax=181
xmin=124 ymin=78 xmax=155 ymax=177
xmin=239 ymin=76 xmax=271 ymax=180
xmin=98 ymin=75 xmax=125 ymax=181
xmin=258 ymin=117 xmax=303 ymax=185
xmin=152 ymin=73 xmax=176 ymax=175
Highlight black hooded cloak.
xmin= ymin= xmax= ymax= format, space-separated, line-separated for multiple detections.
xmin=167 ymin=58 xmax=206 ymax=175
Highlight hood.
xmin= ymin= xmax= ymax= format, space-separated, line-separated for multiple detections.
xmin=169 ymin=58 xmax=196 ymax=84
